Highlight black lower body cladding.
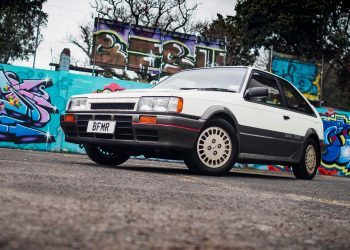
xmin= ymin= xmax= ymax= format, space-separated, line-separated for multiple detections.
xmin=60 ymin=113 xmax=205 ymax=152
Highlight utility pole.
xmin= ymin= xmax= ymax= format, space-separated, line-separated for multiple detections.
xmin=32 ymin=17 xmax=41 ymax=68
xmin=269 ymin=45 xmax=274 ymax=72
xmin=319 ymin=55 xmax=324 ymax=107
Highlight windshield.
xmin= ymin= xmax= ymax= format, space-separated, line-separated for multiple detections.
xmin=153 ymin=67 xmax=247 ymax=92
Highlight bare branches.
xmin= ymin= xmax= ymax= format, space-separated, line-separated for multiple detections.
xmin=91 ymin=0 xmax=198 ymax=33
xmin=69 ymin=0 xmax=199 ymax=73
xmin=68 ymin=17 xmax=94 ymax=60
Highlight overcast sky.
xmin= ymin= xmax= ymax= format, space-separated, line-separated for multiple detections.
xmin=15 ymin=0 xmax=236 ymax=70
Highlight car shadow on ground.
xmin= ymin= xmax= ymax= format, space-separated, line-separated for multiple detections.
xmin=72 ymin=161 xmax=295 ymax=180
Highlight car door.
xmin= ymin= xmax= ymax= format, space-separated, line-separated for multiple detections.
xmin=239 ymin=70 xmax=299 ymax=158
xmin=277 ymin=77 xmax=318 ymax=143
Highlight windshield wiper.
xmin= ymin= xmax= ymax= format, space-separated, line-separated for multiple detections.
xmin=180 ymin=87 xmax=236 ymax=93
xmin=179 ymin=88 xmax=198 ymax=90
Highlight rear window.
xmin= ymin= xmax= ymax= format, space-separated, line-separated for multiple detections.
xmin=279 ymin=78 xmax=315 ymax=115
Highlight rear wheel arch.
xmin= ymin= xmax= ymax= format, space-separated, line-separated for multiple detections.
xmin=304 ymin=128 xmax=321 ymax=154
xmin=293 ymin=138 xmax=320 ymax=180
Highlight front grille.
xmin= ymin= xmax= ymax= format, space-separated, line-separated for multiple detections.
xmin=90 ymin=103 xmax=135 ymax=110
xmin=64 ymin=114 xmax=134 ymax=141
xmin=64 ymin=115 xmax=160 ymax=143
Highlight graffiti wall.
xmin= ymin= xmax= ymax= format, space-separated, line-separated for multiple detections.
xmin=93 ymin=18 xmax=226 ymax=74
xmin=0 ymin=63 xmax=150 ymax=153
xmin=317 ymin=107 xmax=350 ymax=176
xmin=0 ymin=70 xmax=56 ymax=144
xmin=0 ymin=64 xmax=349 ymax=177
xmin=271 ymin=52 xmax=321 ymax=102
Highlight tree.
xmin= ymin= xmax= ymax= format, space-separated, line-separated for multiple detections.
xmin=0 ymin=0 xmax=48 ymax=64
xmin=199 ymin=14 xmax=256 ymax=66
xmin=91 ymin=0 xmax=198 ymax=33
xmin=68 ymin=17 xmax=94 ymax=67
xmin=234 ymin=0 xmax=350 ymax=109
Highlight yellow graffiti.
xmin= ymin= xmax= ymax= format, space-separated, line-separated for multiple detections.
xmin=321 ymin=162 xmax=350 ymax=176
xmin=321 ymin=114 xmax=350 ymax=124
xmin=303 ymin=73 xmax=321 ymax=101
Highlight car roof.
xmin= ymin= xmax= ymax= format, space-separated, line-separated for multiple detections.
xmin=177 ymin=66 xmax=248 ymax=72
xmin=172 ymin=66 xmax=291 ymax=85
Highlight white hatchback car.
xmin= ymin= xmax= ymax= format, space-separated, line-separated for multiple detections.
xmin=61 ymin=67 xmax=325 ymax=179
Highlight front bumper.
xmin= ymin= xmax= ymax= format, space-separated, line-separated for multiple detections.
xmin=60 ymin=113 xmax=205 ymax=151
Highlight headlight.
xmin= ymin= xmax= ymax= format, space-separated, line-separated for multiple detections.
xmin=137 ymin=97 xmax=183 ymax=113
xmin=68 ymin=98 xmax=87 ymax=111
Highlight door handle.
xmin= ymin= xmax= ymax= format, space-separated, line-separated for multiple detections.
xmin=283 ymin=115 xmax=290 ymax=120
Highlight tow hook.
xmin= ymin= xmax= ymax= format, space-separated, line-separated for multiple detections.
xmin=79 ymin=144 xmax=84 ymax=149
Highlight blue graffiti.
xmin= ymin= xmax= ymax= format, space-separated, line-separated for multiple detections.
xmin=321 ymin=114 xmax=350 ymax=171
xmin=272 ymin=57 xmax=319 ymax=98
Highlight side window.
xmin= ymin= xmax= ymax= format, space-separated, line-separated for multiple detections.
xmin=247 ymin=72 xmax=282 ymax=106
xmin=279 ymin=79 xmax=314 ymax=115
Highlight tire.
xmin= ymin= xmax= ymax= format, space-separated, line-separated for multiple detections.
xmin=292 ymin=139 xmax=320 ymax=180
xmin=184 ymin=118 xmax=239 ymax=175
xmin=85 ymin=144 xmax=130 ymax=166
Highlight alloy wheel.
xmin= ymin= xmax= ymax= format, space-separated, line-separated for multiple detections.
xmin=196 ymin=126 xmax=232 ymax=168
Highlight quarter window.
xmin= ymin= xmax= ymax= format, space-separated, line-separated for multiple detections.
xmin=247 ymin=72 xmax=282 ymax=106
xmin=279 ymin=79 xmax=314 ymax=115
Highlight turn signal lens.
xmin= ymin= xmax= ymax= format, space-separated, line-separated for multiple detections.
xmin=64 ymin=114 xmax=76 ymax=123
xmin=139 ymin=116 xmax=157 ymax=124
xmin=177 ymin=97 xmax=183 ymax=113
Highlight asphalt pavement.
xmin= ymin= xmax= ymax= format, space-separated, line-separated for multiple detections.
xmin=0 ymin=148 xmax=349 ymax=250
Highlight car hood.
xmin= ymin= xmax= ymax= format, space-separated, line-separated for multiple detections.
xmin=71 ymin=88 xmax=240 ymax=100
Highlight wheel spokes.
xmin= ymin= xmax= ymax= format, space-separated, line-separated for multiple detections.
xmin=197 ymin=127 xmax=232 ymax=168
xmin=305 ymin=145 xmax=317 ymax=174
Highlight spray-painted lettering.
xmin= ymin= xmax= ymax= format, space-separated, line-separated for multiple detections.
xmin=0 ymin=70 xmax=57 ymax=143
xmin=92 ymin=19 xmax=226 ymax=74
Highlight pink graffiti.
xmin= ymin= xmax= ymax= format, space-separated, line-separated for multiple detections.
xmin=2 ymin=71 xmax=56 ymax=124
xmin=0 ymin=71 xmax=57 ymax=127
xmin=94 ymin=83 xmax=125 ymax=93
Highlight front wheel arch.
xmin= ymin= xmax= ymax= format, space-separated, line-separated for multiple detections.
xmin=201 ymin=105 xmax=240 ymax=134
xmin=185 ymin=118 xmax=239 ymax=175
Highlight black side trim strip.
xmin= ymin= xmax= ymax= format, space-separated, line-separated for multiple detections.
xmin=239 ymin=125 xmax=304 ymax=142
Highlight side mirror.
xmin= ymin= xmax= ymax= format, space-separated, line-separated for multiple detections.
xmin=244 ymin=87 xmax=268 ymax=99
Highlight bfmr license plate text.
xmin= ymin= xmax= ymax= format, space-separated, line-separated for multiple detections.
xmin=87 ymin=120 xmax=116 ymax=134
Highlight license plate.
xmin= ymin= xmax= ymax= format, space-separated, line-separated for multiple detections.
xmin=87 ymin=120 xmax=116 ymax=134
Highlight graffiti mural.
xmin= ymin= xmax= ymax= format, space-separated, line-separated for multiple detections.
xmin=93 ymin=83 xmax=125 ymax=93
xmin=0 ymin=70 xmax=56 ymax=143
xmin=1 ymin=63 xmax=350 ymax=177
xmin=271 ymin=52 xmax=321 ymax=102
xmin=0 ymin=63 xmax=150 ymax=152
xmin=317 ymin=107 xmax=350 ymax=176
xmin=92 ymin=18 xmax=226 ymax=74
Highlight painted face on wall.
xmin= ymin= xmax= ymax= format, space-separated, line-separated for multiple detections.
xmin=94 ymin=83 xmax=126 ymax=93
